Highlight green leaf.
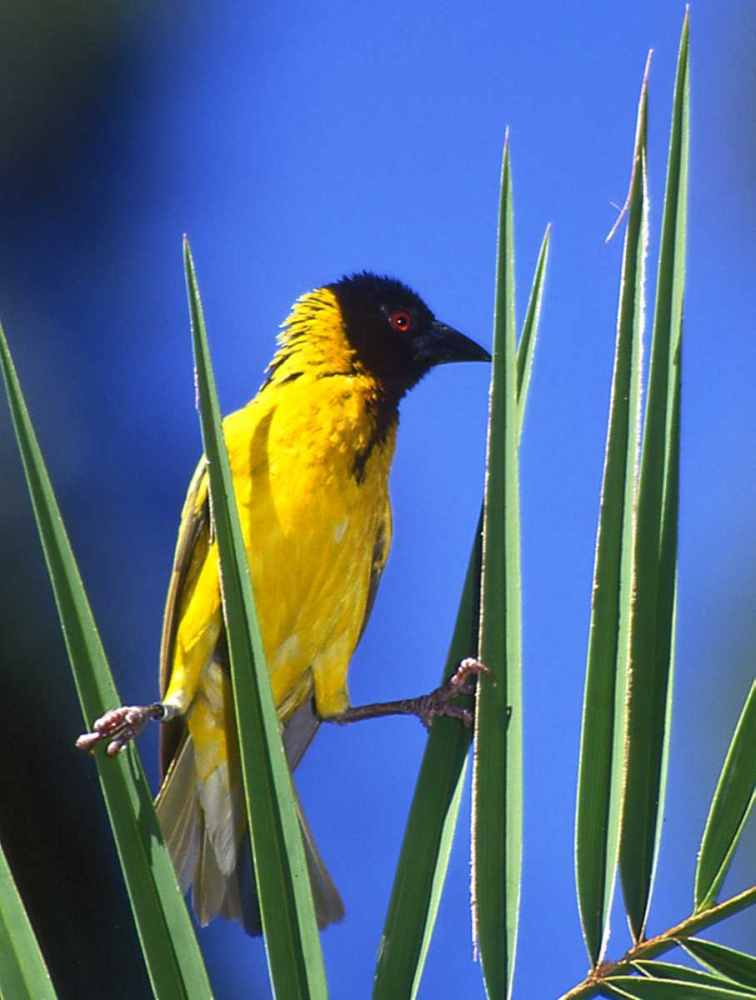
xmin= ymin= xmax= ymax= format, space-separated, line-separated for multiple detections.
xmin=373 ymin=523 xmax=481 ymax=1000
xmin=0 ymin=838 xmax=56 ymax=1000
xmin=184 ymin=241 xmax=327 ymax=999
xmin=605 ymin=976 xmax=755 ymax=999
xmin=575 ymin=56 xmax=649 ymax=967
xmin=683 ymin=938 xmax=756 ymax=990
xmin=632 ymin=961 xmax=756 ymax=996
xmin=373 ymin=222 xmax=547 ymax=1000
xmin=472 ymin=133 xmax=524 ymax=999
xmin=694 ymin=681 xmax=756 ymax=910
xmin=620 ymin=12 xmax=689 ymax=942
xmin=516 ymin=224 xmax=550 ymax=439
xmin=0 ymin=319 xmax=213 ymax=1000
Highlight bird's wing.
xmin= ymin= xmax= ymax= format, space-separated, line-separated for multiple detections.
xmin=159 ymin=457 xmax=211 ymax=778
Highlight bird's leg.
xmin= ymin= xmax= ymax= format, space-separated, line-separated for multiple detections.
xmin=328 ymin=657 xmax=492 ymax=730
xmin=75 ymin=703 xmax=178 ymax=757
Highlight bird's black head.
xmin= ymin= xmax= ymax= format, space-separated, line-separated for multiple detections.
xmin=327 ymin=272 xmax=490 ymax=401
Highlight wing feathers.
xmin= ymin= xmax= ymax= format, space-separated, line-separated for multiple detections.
xmin=159 ymin=459 xmax=211 ymax=779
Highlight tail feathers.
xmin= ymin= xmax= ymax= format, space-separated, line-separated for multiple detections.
xmin=155 ymin=733 xmax=344 ymax=936
xmin=235 ymin=789 xmax=345 ymax=936
xmin=295 ymin=783 xmax=345 ymax=930
xmin=155 ymin=737 xmax=198 ymax=894
xmin=195 ymin=822 xmax=242 ymax=926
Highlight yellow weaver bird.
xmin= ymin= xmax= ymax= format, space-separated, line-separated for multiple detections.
xmin=77 ymin=272 xmax=489 ymax=934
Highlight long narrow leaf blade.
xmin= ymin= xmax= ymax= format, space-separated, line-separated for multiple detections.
xmin=472 ymin=134 xmax=523 ymax=999
xmin=683 ymin=938 xmax=756 ymax=989
xmin=0 ymin=839 xmax=56 ymax=1000
xmin=694 ymin=681 xmax=756 ymax=910
xmin=632 ymin=961 xmax=756 ymax=995
xmin=575 ymin=58 xmax=649 ymax=966
xmin=184 ymin=241 xmax=327 ymax=999
xmin=516 ymin=224 xmax=550 ymax=439
xmin=373 ymin=524 xmax=482 ymax=1000
xmin=620 ymin=12 xmax=690 ymax=941
xmin=606 ymin=977 xmax=756 ymax=1000
xmin=374 ymin=232 xmax=547 ymax=999
xmin=0 ymin=320 xmax=213 ymax=1000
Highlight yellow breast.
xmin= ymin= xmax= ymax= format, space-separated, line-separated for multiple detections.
xmin=225 ymin=369 xmax=395 ymax=718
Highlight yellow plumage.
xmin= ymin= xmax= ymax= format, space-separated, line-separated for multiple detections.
xmin=162 ymin=287 xmax=395 ymax=724
xmin=82 ymin=273 xmax=489 ymax=934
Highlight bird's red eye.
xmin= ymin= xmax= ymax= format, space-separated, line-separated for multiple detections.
xmin=390 ymin=310 xmax=412 ymax=332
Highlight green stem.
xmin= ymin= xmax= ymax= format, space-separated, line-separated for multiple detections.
xmin=558 ymin=884 xmax=756 ymax=1000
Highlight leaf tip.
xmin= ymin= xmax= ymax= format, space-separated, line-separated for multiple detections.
xmin=641 ymin=49 xmax=653 ymax=92
xmin=183 ymin=234 xmax=195 ymax=273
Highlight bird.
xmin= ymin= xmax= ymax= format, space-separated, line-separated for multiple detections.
xmin=77 ymin=271 xmax=490 ymax=935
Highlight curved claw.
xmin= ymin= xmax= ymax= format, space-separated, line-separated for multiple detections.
xmin=417 ymin=658 xmax=494 ymax=729
xmin=75 ymin=703 xmax=167 ymax=757
xmin=447 ymin=657 xmax=493 ymax=695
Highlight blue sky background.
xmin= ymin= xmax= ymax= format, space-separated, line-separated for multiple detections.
xmin=0 ymin=3 xmax=754 ymax=998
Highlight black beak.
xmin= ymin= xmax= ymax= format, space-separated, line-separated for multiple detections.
xmin=414 ymin=321 xmax=491 ymax=368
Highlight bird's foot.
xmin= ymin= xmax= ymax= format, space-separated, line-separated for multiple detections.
xmin=329 ymin=657 xmax=492 ymax=730
xmin=75 ymin=703 xmax=174 ymax=757
xmin=414 ymin=657 xmax=493 ymax=728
